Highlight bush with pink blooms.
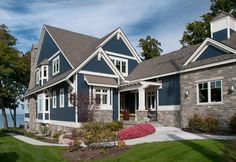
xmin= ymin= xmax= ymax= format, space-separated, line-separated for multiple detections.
xmin=118 ymin=123 xmax=156 ymax=140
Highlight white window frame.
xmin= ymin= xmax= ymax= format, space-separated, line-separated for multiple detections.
xmin=24 ymin=99 xmax=29 ymax=113
xmin=197 ymin=80 xmax=223 ymax=105
xmin=42 ymin=65 xmax=48 ymax=81
xmin=52 ymin=90 xmax=57 ymax=108
xmin=52 ymin=56 xmax=60 ymax=76
xmin=109 ymin=56 xmax=128 ymax=77
xmin=146 ymin=90 xmax=156 ymax=111
xmin=36 ymin=69 xmax=40 ymax=85
xmin=59 ymin=88 xmax=64 ymax=108
xmin=93 ymin=87 xmax=111 ymax=109
xmin=37 ymin=94 xmax=44 ymax=113
xmin=68 ymin=87 xmax=73 ymax=107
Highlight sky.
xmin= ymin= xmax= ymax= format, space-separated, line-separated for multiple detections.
xmin=0 ymin=0 xmax=212 ymax=55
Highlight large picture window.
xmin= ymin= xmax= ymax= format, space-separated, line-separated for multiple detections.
xmin=198 ymin=80 xmax=222 ymax=104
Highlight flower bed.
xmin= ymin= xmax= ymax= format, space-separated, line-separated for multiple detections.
xmin=118 ymin=123 xmax=156 ymax=140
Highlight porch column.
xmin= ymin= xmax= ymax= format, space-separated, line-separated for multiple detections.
xmin=138 ymin=87 xmax=145 ymax=110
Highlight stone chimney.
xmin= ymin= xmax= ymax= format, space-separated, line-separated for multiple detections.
xmin=28 ymin=43 xmax=39 ymax=90
xmin=210 ymin=12 xmax=236 ymax=41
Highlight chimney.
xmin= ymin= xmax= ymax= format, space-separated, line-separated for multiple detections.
xmin=28 ymin=43 xmax=38 ymax=89
xmin=210 ymin=12 xmax=236 ymax=41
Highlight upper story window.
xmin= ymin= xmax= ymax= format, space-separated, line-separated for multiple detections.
xmin=52 ymin=56 xmax=60 ymax=76
xmin=109 ymin=56 xmax=128 ymax=77
xmin=59 ymin=88 xmax=64 ymax=108
xmin=197 ymin=80 xmax=222 ymax=104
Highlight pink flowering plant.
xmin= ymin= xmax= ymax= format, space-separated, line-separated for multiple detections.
xmin=118 ymin=123 xmax=156 ymax=140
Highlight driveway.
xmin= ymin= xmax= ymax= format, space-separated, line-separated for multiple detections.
xmin=124 ymin=127 xmax=236 ymax=145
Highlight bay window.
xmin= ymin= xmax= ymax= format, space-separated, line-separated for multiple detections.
xmin=197 ymin=80 xmax=222 ymax=104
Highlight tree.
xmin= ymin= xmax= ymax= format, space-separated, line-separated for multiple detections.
xmin=180 ymin=0 xmax=236 ymax=47
xmin=138 ymin=36 xmax=163 ymax=60
xmin=0 ymin=24 xmax=30 ymax=128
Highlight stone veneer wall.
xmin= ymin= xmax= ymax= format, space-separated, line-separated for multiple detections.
xmin=180 ymin=63 xmax=236 ymax=130
xmin=93 ymin=110 xmax=113 ymax=122
xmin=136 ymin=110 xmax=148 ymax=123
xmin=157 ymin=110 xmax=180 ymax=127
xmin=27 ymin=96 xmax=38 ymax=132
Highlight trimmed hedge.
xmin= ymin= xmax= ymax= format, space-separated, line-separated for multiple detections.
xmin=229 ymin=113 xmax=236 ymax=133
xmin=118 ymin=123 xmax=156 ymax=140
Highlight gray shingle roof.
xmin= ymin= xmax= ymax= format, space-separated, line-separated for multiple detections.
xmin=84 ymin=74 xmax=118 ymax=86
xmin=212 ymin=11 xmax=235 ymax=21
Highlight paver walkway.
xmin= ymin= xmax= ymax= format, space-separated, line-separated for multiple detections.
xmin=6 ymin=133 xmax=67 ymax=146
xmin=124 ymin=127 xmax=236 ymax=145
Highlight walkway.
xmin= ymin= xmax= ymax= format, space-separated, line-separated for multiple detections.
xmin=124 ymin=127 xmax=236 ymax=145
xmin=6 ymin=133 xmax=67 ymax=147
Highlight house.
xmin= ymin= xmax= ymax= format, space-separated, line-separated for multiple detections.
xmin=24 ymin=12 xmax=236 ymax=132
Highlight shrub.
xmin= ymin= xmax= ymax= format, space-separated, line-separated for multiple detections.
xmin=105 ymin=121 xmax=123 ymax=131
xmin=188 ymin=114 xmax=218 ymax=133
xmin=40 ymin=126 xmax=49 ymax=136
xmin=52 ymin=130 xmax=64 ymax=140
xmin=221 ymin=140 xmax=236 ymax=162
xmin=229 ymin=114 xmax=236 ymax=134
xmin=118 ymin=123 xmax=155 ymax=140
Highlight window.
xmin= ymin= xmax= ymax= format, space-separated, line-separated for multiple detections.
xmin=37 ymin=94 xmax=43 ymax=113
xmin=198 ymin=80 xmax=222 ymax=104
xmin=45 ymin=94 xmax=49 ymax=112
xmin=68 ymin=87 xmax=73 ymax=107
xmin=36 ymin=70 xmax=40 ymax=85
xmin=53 ymin=90 xmax=57 ymax=108
xmin=52 ymin=56 xmax=60 ymax=75
xmin=25 ymin=99 xmax=29 ymax=113
xmin=146 ymin=91 xmax=156 ymax=110
xmin=43 ymin=66 xmax=47 ymax=77
xmin=109 ymin=56 xmax=128 ymax=76
xmin=59 ymin=88 xmax=64 ymax=108
xmin=94 ymin=88 xmax=110 ymax=108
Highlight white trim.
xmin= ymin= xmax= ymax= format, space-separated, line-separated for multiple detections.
xmin=59 ymin=88 xmax=64 ymax=108
xmin=74 ymin=74 xmax=78 ymax=122
xmin=157 ymin=105 xmax=180 ymax=111
xmin=49 ymin=120 xmax=82 ymax=128
xmin=79 ymin=70 xmax=118 ymax=78
xmin=93 ymin=87 xmax=112 ymax=110
xmin=184 ymin=38 xmax=236 ymax=66
xmin=109 ymin=55 xmax=128 ymax=77
xmin=105 ymin=50 xmax=137 ymax=60
xmin=52 ymin=56 xmax=60 ymax=76
xmin=195 ymin=76 xmax=224 ymax=83
xmin=48 ymin=50 xmax=60 ymax=61
xmin=52 ymin=90 xmax=57 ymax=108
xmin=44 ymin=26 xmax=74 ymax=69
xmin=99 ymin=28 xmax=142 ymax=63
xmin=118 ymin=91 xmax=120 ymax=121
xmin=24 ymin=118 xmax=29 ymax=122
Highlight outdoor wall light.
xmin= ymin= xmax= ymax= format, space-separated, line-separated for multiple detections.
xmin=228 ymin=85 xmax=234 ymax=94
xmin=185 ymin=90 xmax=189 ymax=98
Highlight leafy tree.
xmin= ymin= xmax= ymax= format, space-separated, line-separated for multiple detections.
xmin=180 ymin=0 xmax=236 ymax=47
xmin=138 ymin=36 xmax=163 ymax=60
xmin=0 ymin=24 xmax=30 ymax=128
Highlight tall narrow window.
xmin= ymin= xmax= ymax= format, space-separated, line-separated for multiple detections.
xmin=36 ymin=70 xmax=39 ymax=85
xmin=122 ymin=61 xmax=126 ymax=73
xmin=68 ymin=87 xmax=73 ymax=107
xmin=198 ymin=82 xmax=208 ymax=103
xmin=52 ymin=56 xmax=60 ymax=75
xmin=53 ymin=90 xmax=57 ymax=108
xmin=60 ymin=88 xmax=64 ymax=108
xmin=43 ymin=66 xmax=47 ymax=77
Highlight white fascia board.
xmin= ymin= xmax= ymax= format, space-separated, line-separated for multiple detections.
xmin=44 ymin=26 xmax=74 ymax=69
xmin=99 ymin=28 xmax=142 ymax=63
xmin=48 ymin=50 xmax=60 ymax=61
xmin=79 ymin=70 xmax=118 ymax=78
xmin=184 ymin=38 xmax=236 ymax=66
xmin=105 ymin=50 xmax=137 ymax=60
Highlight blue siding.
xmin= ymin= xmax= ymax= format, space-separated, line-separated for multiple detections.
xmin=103 ymin=36 xmax=133 ymax=57
xmin=82 ymin=55 xmax=114 ymax=75
xmin=196 ymin=45 xmax=226 ymax=61
xmin=48 ymin=52 xmax=72 ymax=79
xmin=37 ymin=31 xmax=59 ymax=64
xmin=45 ymin=113 xmax=49 ymax=120
xmin=107 ymin=54 xmax=139 ymax=74
xmin=37 ymin=113 xmax=43 ymax=120
xmin=50 ymin=82 xmax=75 ymax=122
xmin=212 ymin=29 xmax=227 ymax=41
xmin=113 ymin=89 xmax=118 ymax=121
xmin=159 ymin=74 xmax=180 ymax=105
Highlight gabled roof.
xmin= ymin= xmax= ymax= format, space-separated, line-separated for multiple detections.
xmin=44 ymin=25 xmax=99 ymax=68
xmin=212 ymin=11 xmax=235 ymax=21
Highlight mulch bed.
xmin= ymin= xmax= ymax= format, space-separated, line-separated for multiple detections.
xmin=182 ymin=128 xmax=235 ymax=136
xmin=64 ymin=146 xmax=131 ymax=162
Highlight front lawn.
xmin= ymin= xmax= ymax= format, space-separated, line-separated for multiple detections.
xmin=97 ymin=140 xmax=227 ymax=162
xmin=0 ymin=132 xmax=67 ymax=162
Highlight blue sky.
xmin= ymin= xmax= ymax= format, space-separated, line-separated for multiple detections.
xmin=0 ymin=0 xmax=211 ymax=54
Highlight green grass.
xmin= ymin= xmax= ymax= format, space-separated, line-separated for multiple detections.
xmin=0 ymin=132 xmax=67 ymax=162
xmin=97 ymin=140 xmax=227 ymax=162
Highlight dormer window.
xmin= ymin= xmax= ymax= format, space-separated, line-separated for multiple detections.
xmin=109 ymin=56 xmax=128 ymax=77
xmin=52 ymin=56 xmax=60 ymax=76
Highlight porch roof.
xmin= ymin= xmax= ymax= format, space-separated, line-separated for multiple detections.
xmin=119 ymin=81 xmax=162 ymax=92
xmin=84 ymin=74 xmax=118 ymax=88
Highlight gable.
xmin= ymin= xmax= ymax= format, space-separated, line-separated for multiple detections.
xmin=82 ymin=55 xmax=115 ymax=75
xmin=196 ymin=45 xmax=227 ymax=61
xmin=37 ymin=31 xmax=59 ymax=64
xmin=103 ymin=35 xmax=133 ymax=57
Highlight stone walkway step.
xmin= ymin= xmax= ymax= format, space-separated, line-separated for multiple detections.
xmin=6 ymin=133 xmax=67 ymax=147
